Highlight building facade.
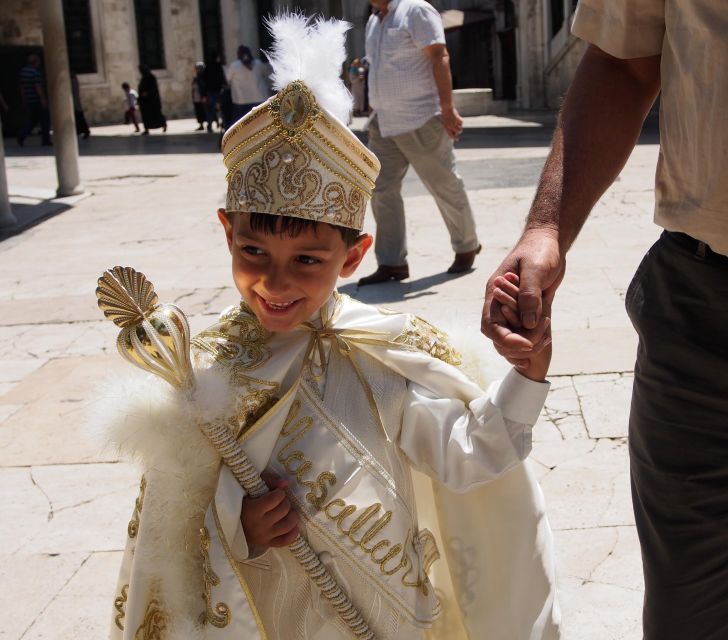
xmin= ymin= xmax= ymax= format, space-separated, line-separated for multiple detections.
xmin=512 ymin=0 xmax=585 ymax=108
xmin=0 ymin=0 xmax=583 ymax=132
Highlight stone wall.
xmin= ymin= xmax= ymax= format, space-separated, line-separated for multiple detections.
xmin=544 ymin=35 xmax=585 ymax=108
xmin=1 ymin=0 xmax=204 ymax=125
xmin=0 ymin=0 xmax=42 ymax=46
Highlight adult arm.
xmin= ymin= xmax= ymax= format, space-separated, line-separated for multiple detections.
xmin=482 ymin=45 xmax=661 ymax=360
xmin=423 ymin=43 xmax=462 ymax=139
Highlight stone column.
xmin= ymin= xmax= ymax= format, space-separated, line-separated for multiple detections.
xmin=238 ymin=0 xmax=259 ymax=54
xmin=0 ymin=112 xmax=17 ymax=229
xmin=342 ymin=0 xmax=370 ymax=58
xmin=39 ymin=0 xmax=84 ymax=197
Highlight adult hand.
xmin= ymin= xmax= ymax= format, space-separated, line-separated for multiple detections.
xmin=441 ymin=105 xmax=463 ymax=140
xmin=481 ymin=227 xmax=565 ymax=362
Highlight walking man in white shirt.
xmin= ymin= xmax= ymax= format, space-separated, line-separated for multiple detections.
xmin=358 ymin=0 xmax=481 ymax=285
xmin=225 ymin=45 xmax=270 ymax=127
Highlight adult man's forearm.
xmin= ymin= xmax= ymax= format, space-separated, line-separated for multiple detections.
xmin=527 ymin=45 xmax=661 ymax=253
xmin=431 ymin=50 xmax=454 ymax=110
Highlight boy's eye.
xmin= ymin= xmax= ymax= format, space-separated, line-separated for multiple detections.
xmin=242 ymin=245 xmax=265 ymax=256
xmin=297 ymin=255 xmax=320 ymax=265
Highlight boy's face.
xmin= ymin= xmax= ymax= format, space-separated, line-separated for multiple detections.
xmin=218 ymin=210 xmax=372 ymax=333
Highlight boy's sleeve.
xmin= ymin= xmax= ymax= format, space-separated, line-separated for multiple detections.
xmin=399 ymin=368 xmax=549 ymax=493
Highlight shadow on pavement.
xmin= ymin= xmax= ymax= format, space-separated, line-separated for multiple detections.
xmin=5 ymin=131 xmax=224 ymax=157
xmin=3 ymin=112 xmax=659 ymax=158
xmin=0 ymin=200 xmax=71 ymax=241
xmin=340 ymin=269 xmax=472 ymax=304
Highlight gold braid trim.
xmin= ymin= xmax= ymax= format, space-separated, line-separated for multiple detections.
xmin=199 ymin=526 xmax=231 ymax=628
xmin=114 ymin=584 xmax=129 ymax=630
xmin=128 ymin=476 xmax=147 ymax=539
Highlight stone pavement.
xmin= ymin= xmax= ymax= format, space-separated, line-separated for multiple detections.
xmin=1 ymin=114 xmax=660 ymax=639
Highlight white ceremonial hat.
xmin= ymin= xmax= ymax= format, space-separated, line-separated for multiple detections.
xmin=221 ymin=16 xmax=380 ymax=231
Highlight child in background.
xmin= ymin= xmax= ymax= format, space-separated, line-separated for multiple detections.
xmin=121 ymin=82 xmax=140 ymax=133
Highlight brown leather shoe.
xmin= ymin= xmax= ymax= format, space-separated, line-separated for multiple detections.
xmin=358 ymin=264 xmax=409 ymax=286
xmin=447 ymin=244 xmax=482 ymax=274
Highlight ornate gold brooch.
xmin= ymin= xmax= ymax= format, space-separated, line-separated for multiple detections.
xmin=268 ymin=81 xmax=321 ymax=140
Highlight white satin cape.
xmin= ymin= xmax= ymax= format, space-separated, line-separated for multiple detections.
xmin=98 ymin=293 xmax=561 ymax=640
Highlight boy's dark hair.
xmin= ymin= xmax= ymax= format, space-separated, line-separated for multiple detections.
xmin=241 ymin=211 xmax=362 ymax=247
xmin=121 ymin=82 xmax=130 ymax=90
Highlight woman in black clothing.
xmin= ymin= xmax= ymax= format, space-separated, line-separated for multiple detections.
xmin=137 ymin=65 xmax=167 ymax=135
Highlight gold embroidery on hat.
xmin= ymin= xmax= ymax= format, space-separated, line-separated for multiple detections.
xmin=228 ymin=142 xmax=366 ymax=229
xmin=221 ymin=79 xmax=378 ymax=230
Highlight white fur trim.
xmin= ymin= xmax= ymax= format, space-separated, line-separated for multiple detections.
xmin=87 ymin=368 xmax=238 ymax=637
xmin=441 ymin=321 xmax=511 ymax=389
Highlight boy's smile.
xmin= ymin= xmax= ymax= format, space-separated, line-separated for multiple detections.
xmin=219 ymin=210 xmax=372 ymax=333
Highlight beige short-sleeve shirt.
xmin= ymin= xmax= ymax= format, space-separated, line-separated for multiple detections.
xmin=573 ymin=0 xmax=728 ymax=256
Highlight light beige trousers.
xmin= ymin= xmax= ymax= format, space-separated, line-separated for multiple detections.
xmin=368 ymin=115 xmax=479 ymax=266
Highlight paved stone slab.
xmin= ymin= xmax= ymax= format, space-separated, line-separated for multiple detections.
xmin=535 ymin=376 xmax=590 ymax=443
xmin=21 ymin=551 xmax=123 ymax=640
xmin=0 ymin=324 xmax=88 ymax=362
xmin=0 ymin=401 xmax=119 ymax=466
xmin=558 ymin=576 xmax=643 ymax=640
xmin=550 ymin=327 xmax=638 ymax=376
xmin=0 ymin=358 xmax=49 ymax=382
xmin=20 ymin=462 xmax=139 ymax=554
xmin=0 ymin=355 xmax=126 ymax=405
xmin=0 ymin=468 xmax=52 ymax=555
xmin=573 ymin=373 xmax=634 ymax=439
xmin=0 ymin=551 xmax=88 ymax=640
xmin=0 ymin=404 xmax=21 ymax=425
xmin=540 ymin=439 xmax=633 ymax=531
xmin=555 ymin=526 xmax=643 ymax=639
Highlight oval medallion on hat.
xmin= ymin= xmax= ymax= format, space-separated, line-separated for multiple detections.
xmin=270 ymin=81 xmax=320 ymax=137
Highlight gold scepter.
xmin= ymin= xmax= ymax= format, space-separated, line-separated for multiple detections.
xmin=96 ymin=266 xmax=375 ymax=639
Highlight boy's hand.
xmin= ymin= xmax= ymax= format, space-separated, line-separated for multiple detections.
xmin=241 ymin=473 xmax=299 ymax=549
xmin=492 ymin=272 xmax=552 ymax=382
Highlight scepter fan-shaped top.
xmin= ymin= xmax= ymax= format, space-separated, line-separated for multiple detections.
xmin=96 ymin=266 xmax=159 ymax=328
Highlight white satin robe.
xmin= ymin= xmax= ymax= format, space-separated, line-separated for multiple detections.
xmin=106 ymin=293 xmax=560 ymax=640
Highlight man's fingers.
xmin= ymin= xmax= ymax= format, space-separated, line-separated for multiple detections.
xmin=517 ymin=286 xmax=543 ymax=330
xmin=501 ymin=304 xmax=521 ymax=328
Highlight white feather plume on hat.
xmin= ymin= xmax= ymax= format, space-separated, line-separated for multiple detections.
xmin=265 ymin=13 xmax=354 ymax=125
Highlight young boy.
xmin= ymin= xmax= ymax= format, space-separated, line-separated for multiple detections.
xmin=121 ymin=82 xmax=140 ymax=133
xmin=104 ymin=16 xmax=558 ymax=640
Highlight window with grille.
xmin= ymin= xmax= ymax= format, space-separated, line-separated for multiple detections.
xmin=62 ymin=0 xmax=96 ymax=74
xmin=135 ymin=0 xmax=166 ymax=69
